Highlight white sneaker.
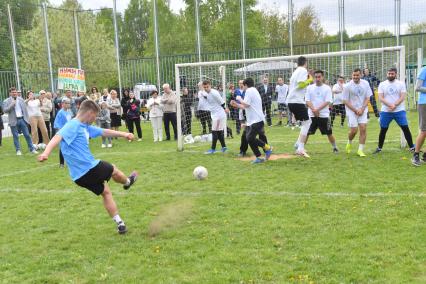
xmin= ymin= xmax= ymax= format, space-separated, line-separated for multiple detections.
xmin=16 ymin=150 xmax=22 ymax=156
xmin=295 ymin=149 xmax=310 ymax=158
xmin=33 ymin=144 xmax=39 ymax=150
xmin=137 ymin=138 xmax=142 ymax=142
xmin=101 ymin=144 xmax=106 ymax=148
xmin=31 ymin=149 xmax=39 ymax=154
xmin=107 ymin=144 xmax=112 ymax=148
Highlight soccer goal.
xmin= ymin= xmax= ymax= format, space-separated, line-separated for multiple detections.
xmin=174 ymin=46 xmax=406 ymax=151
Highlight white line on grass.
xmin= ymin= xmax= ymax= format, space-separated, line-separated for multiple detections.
xmin=0 ymin=164 xmax=57 ymax=179
xmin=0 ymin=188 xmax=424 ymax=198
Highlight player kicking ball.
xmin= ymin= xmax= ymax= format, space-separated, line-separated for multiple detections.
xmin=38 ymin=100 xmax=138 ymax=234
xmin=202 ymin=80 xmax=229 ymax=154
xmin=305 ymin=70 xmax=338 ymax=153
xmin=230 ymin=78 xmax=272 ymax=164
xmin=342 ymin=68 xmax=373 ymax=157
xmin=374 ymin=67 xmax=414 ymax=154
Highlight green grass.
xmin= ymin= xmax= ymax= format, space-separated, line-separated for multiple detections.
xmin=0 ymin=112 xmax=425 ymax=283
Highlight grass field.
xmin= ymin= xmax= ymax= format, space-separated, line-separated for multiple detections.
xmin=0 ymin=111 xmax=425 ymax=283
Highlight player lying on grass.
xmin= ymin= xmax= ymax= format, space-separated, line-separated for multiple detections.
xmin=230 ymin=77 xmax=272 ymax=164
xmin=38 ymin=100 xmax=138 ymax=235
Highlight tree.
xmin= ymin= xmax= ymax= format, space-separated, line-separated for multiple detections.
xmin=17 ymin=0 xmax=117 ymax=90
xmin=292 ymin=5 xmax=324 ymax=45
xmin=408 ymin=22 xmax=426 ymax=34
xmin=351 ymin=28 xmax=393 ymax=40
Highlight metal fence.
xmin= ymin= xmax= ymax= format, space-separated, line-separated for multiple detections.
xmin=0 ymin=0 xmax=425 ymax=102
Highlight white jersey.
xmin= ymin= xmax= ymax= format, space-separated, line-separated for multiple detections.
xmin=197 ymin=90 xmax=209 ymax=111
xmin=243 ymin=87 xmax=265 ymax=126
xmin=275 ymin=84 xmax=289 ymax=104
xmin=286 ymin=67 xmax=309 ymax=104
xmin=342 ymin=79 xmax=373 ymax=113
xmin=205 ymin=88 xmax=226 ymax=120
xmin=378 ymin=80 xmax=406 ymax=112
xmin=305 ymin=84 xmax=333 ymax=118
xmin=332 ymin=83 xmax=344 ymax=105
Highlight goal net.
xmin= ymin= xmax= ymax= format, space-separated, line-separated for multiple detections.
xmin=174 ymin=46 xmax=406 ymax=151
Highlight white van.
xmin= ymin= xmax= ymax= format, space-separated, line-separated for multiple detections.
xmin=133 ymin=83 xmax=157 ymax=101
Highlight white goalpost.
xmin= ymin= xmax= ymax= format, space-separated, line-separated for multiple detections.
xmin=175 ymin=46 xmax=407 ymax=151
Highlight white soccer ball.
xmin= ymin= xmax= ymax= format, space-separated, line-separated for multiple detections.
xmin=193 ymin=136 xmax=202 ymax=143
xmin=193 ymin=166 xmax=208 ymax=180
xmin=184 ymin=135 xmax=194 ymax=144
xmin=37 ymin=143 xmax=46 ymax=150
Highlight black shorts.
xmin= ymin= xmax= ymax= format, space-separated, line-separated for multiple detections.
xmin=332 ymin=104 xmax=346 ymax=115
xmin=287 ymin=103 xmax=309 ymax=121
xmin=75 ymin=161 xmax=114 ymax=195
xmin=308 ymin=117 xmax=332 ymax=135
xmin=278 ymin=103 xmax=287 ymax=112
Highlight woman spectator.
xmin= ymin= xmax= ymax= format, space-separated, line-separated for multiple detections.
xmin=126 ymin=91 xmax=142 ymax=141
xmin=99 ymin=88 xmax=109 ymax=104
xmin=25 ymin=91 xmax=50 ymax=148
xmin=146 ymin=90 xmax=163 ymax=142
xmin=90 ymin=87 xmax=100 ymax=101
xmin=97 ymin=101 xmax=112 ymax=148
xmin=121 ymin=88 xmax=131 ymax=129
xmin=107 ymin=90 xmax=122 ymax=133
xmin=40 ymin=90 xmax=53 ymax=138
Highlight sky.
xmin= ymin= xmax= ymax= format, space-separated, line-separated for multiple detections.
xmin=48 ymin=0 xmax=425 ymax=36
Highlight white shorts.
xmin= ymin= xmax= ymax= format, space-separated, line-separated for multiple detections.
xmin=212 ymin=117 xmax=226 ymax=131
xmin=347 ymin=109 xmax=368 ymax=128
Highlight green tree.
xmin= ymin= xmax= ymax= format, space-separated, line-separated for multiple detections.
xmin=292 ymin=5 xmax=324 ymax=45
xmin=408 ymin=21 xmax=426 ymax=34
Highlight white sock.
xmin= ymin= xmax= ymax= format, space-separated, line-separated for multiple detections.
xmin=297 ymin=143 xmax=305 ymax=151
xmin=113 ymin=214 xmax=124 ymax=224
xmin=331 ymin=142 xmax=337 ymax=148
xmin=359 ymin=144 xmax=365 ymax=151
xmin=124 ymin=178 xmax=130 ymax=186
xmin=347 ymin=139 xmax=353 ymax=145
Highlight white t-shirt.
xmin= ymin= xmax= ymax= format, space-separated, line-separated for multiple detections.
xmin=197 ymin=90 xmax=209 ymax=111
xmin=275 ymin=84 xmax=289 ymax=104
xmin=243 ymin=87 xmax=265 ymax=126
xmin=305 ymin=84 xmax=333 ymax=118
xmin=378 ymin=80 xmax=406 ymax=112
xmin=15 ymin=99 xmax=23 ymax=117
xmin=332 ymin=83 xmax=344 ymax=105
xmin=286 ymin=67 xmax=309 ymax=104
xmin=27 ymin=99 xmax=42 ymax=117
xmin=342 ymin=79 xmax=373 ymax=113
xmin=205 ymin=88 xmax=226 ymax=120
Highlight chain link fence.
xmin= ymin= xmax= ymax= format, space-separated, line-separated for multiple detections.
xmin=0 ymin=0 xmax=425 ymax=103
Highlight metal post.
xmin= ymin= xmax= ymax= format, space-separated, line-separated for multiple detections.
xmin=220 ymin=65 xmax=227 ymax=137
xmin=73 ymin=10 xmax=82 ymax=69
xmin=112 ymin=0 xmax=122 ymax=96
xmin=195 ymin=0 xmax=202 ymax=80
xmin=153 ymin=0 xmax=161 ymax=92
xmin=42 ymin=3 xmax=55 ymax=93
xmin=175 ymin=64 xmax=183 ymax=151
xmin=338 ymin=0 xmax=345 ymax=75
xmin=394 ymin=0 xmax=401 ymax=46
xmin=240 ymin=0 xmax=247 ymax=76
xmin=7 ymin=4 xmax=21 ymax=91
xmin=288 ymin=0 xmax=293 ymax=55
xmin=416 ymin=47 xmax=423 ymax=106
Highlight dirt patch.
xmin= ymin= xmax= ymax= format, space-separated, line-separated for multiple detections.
xmin=236 ymin=153 xmax=297 ymax=161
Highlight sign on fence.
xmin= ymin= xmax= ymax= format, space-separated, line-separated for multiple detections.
xmin=57 ymin=68 xmax=86 ymax=92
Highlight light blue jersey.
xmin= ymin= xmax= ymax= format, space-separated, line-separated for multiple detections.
xmin=54 ymin=109 xmax=72 ymax=129
xmin=58 ymin=119 xmax=104 ymax=181
xmin=417 ymin=67 xmax=426 ymax=105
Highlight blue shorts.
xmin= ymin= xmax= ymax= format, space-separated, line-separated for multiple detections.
xmin=379 ymin=111 xmax=408 ymax=128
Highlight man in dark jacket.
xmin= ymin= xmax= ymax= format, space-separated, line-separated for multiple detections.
xmin=257 ymin=77 xmax=274 ymax=126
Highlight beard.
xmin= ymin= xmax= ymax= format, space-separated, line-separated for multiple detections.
xmin=387 ymin=76 xmax=396 ymax=82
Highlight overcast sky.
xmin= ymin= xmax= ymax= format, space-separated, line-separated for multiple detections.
xmin=49 ymin=0 xmax=425 ymax=36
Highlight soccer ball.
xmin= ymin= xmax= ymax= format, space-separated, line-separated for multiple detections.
xmin=37 ymin=143 xmax=46 ymax=150
xmin=193 ymin=136 xmax=202 ymax=143
xmin=193 ymin=166 xmax=208 ymax=180
xmin=184 ymin=135 xmax=194 ymax=144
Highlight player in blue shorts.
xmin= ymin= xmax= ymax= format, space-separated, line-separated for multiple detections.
xmin=373 ymin=67 xmax=414 ymax=154
xmin=38 ymin=100 xmax=138 ymax=234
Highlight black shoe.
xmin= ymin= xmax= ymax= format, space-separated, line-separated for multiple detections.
xmin=123 ymin=171 xmax=138 ymax=190
xmin=333 ymin=148 xmax=339 ymax=154
xmin=373 ymin=148 xmax=382 ymax=154
xmin=412 ymin=155 xmax=421 ymax=167
xmin=117 ymin=222 xmax=127 ymax=234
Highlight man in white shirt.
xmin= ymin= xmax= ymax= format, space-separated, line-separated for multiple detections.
xmin=286 ymin=56 xmax=313 ymax=157
xmin=203 ymin=80 xmax=228 ymax=154
xmin=342 ymin=68 xmax=373 ymax=157
xmin=373 ymin=67 xmax=414 ymax=154
xmin=196 ymin=82 xmax=212 ymax=134
xmin=275 ymin=77 xmax=289 ymax=126
xmin=230 ymin=78 xmax=272 ymax=164
xmin=330 ymin=76 xmax=346 ymax=127
xmin=305 ymin=70 xmax=338 ymax=153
